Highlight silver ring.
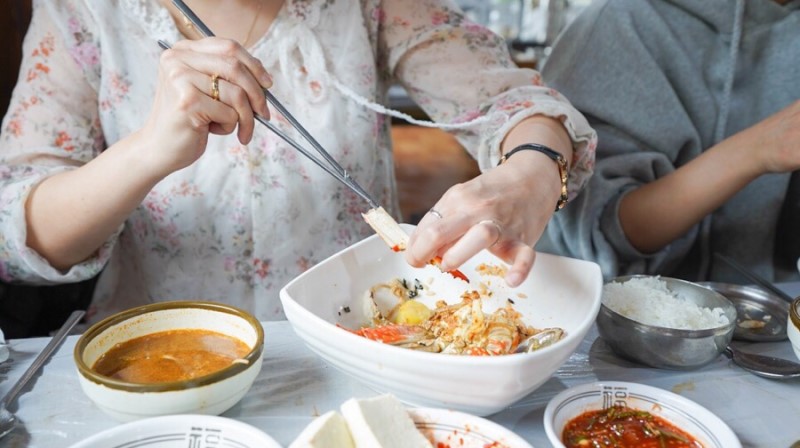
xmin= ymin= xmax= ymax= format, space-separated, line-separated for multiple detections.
xmin=478 ymin=219 xmax=503 ymax=247
xmin=428 ymin=209 xmax=443 ymax=220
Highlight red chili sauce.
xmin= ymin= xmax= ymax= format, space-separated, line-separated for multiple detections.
xmin=562 ymin=406 xmax=702 ymax=448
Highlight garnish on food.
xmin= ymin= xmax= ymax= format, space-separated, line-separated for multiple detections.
xmin=562 ymin=406 xmax=702 ymax=448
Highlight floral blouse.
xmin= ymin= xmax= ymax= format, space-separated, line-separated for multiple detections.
xmin=0 ymin=0 xmax=596 ymax=323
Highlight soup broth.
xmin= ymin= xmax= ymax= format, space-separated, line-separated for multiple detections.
xmin=92 ymin=329 xmax=251 ymax=384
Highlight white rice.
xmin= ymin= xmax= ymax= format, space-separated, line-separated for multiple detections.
xmin=602 ymin=277 xmax=730 ymax=330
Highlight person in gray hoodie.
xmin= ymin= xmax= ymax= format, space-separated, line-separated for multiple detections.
xmin=537 ymin=0 xmax=800 ymax=283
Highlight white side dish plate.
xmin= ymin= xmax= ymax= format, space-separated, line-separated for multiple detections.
xmin=543 ymin=381 xmax=741 ymax=448
xmin=411 ymin=408 xmax=533 ymax=448
xmin=68 ymin=414 xmax=281 ymax=448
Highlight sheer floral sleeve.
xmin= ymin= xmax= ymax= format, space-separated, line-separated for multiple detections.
xmin=372 ymin=0 xmax=596 ymax=190
xmin=0 ymin=0 xmax=114 ymax=283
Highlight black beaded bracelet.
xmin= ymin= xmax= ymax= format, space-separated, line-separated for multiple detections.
xmin=497 ymin=143 xmax=569 ymax=211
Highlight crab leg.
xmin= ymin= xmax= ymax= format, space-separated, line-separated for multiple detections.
xmin=362 ymin=207 xmax=470 ymax=283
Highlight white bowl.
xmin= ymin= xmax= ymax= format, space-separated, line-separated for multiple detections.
xmin=74 ymin=301 xmax=264 ymax=422
xmin=543 ymin=381 xmax=741 ymax=448
xmin=68 ymin=414 xmax=280 ymax=448
xmin=789 ymin=297 xmax=800 ymax=362
xmin=280 ymin=224 xmax=602 ymax=416
xmin=410 ymin=408 xmax=532 ymax=447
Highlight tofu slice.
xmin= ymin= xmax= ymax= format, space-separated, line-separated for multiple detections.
xmin=289 ymin=410 xmax=355 ymax=448
xmin=340 ymin=394 xmax=432 ymax=448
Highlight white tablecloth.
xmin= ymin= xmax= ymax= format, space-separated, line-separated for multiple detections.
xmin=1 ymin=289 xmax=800 ymax=448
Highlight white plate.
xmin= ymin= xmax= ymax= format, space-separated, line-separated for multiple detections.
xmin=543 ymin=381 xmax=741 ymax=448
xmin=68 ymin=414 xmax=281 ymax=448
xmin=411 ymin=408 xmax=533 ymax=448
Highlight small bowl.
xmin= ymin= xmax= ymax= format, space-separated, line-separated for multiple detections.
xmin=789 ymin=297 xmax=800 ymax=362
xmin=74 ymin=301 xmax=264 ymax=422
xmin=597 ymin=276 xmax=736 ymax=369
xmin=543 ymin=381 xmax=741 ymax=448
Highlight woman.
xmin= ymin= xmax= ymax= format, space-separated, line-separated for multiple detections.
xmin=539 ymin=0 xmax=800 ymax=282
xmin=0 ymin=0 xmax=596 ymax=322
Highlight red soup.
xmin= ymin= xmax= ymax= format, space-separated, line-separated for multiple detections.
xmin=562 ymin=406 xmax=702 ymax=448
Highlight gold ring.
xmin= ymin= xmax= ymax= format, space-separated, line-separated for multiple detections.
xmin=211 ymin=74 xmax=220 ymax=101
xmin=478 ymin=219 xmax=503 ymax=247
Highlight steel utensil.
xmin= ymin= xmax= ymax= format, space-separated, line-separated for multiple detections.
xmin=715 ymin=253 xmax=795 ymax=303
xmin=164 ymin=0 xmax=469 ymax=281
xmin=0 ymin=310 xmax=84 ymax=439
xmin=170 ymin=0 xmax=379 ymax=209
xmin=724 ymin=344 xmax=800 ymax=380
xmin=166 ymin=0 xmax=416 ymax=256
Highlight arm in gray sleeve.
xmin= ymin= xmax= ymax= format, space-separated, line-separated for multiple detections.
xmin=538 ymin=0 xmax=713 ymax=278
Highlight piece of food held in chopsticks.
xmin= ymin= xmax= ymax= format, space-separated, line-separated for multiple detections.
xmin=341 ymin=277 xmax=565 ymax=356
xmin=362 ymin=207 xmax=469 ymax=283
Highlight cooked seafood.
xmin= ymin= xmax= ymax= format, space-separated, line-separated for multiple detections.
xmin=344 ymin=278 xmax=565 ymax=356
xmin=476 ymin=262 xmax=508 ymax=278
xmin=362 ymin=207 xmax=469 ymax=282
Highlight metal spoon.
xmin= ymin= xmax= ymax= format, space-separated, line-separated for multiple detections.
xmin=0 ymin=310 xmax=84 ymax=439
xmin=724 ymin=344 xmax=800 ymax=380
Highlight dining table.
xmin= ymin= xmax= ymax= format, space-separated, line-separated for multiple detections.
xmin=1 ymin=283 xmax=799 ymax=448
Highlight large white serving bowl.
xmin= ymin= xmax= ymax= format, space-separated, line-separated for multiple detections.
xmin=280 ymin=224 xmax=603 ymax=416
xmin=543 ymin=381 xmax=741 ymax=448
xmin=74 ymin=301 xmax=264 ymax=422
xmin=68 ymin=414 xmax=280 ymax=448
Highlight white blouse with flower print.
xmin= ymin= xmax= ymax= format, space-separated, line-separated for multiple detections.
xmin=0 ymin=0 xmax=596 ymax=323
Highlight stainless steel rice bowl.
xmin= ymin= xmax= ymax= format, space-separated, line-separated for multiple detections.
xmin=597 ymin=275 xmax=736 ymax=370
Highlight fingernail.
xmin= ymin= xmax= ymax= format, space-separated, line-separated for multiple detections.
xmin=260 ymin=72 xmax=272 ymax=89
xmin=506 ymin=272 xmax=522 ymax=287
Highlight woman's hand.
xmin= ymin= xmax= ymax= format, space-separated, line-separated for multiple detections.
xmin=140 ymin=37 xmax=273 ymax=176
xmin=406 ymin=115 xmax=572 ymax=287
xmin=405 ymin=148 xmax=566 ymax=288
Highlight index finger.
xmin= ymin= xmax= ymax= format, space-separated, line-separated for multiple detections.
xmin=405 ymin=212 xmax=471 ymax=268
xmin=171 ymin=39 xmax=272 ymax=119
xmin=174 ymin=38 xmax=273 ymax=89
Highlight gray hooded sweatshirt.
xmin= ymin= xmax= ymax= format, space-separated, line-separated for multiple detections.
xmin=538 ymin=0 xmax=800 ymax=283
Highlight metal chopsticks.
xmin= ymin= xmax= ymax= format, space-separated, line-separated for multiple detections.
xmin=714 ymin=252 xmax=795 ymax=304
xmin=165 ymin=0 xmax=380 ymax=209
